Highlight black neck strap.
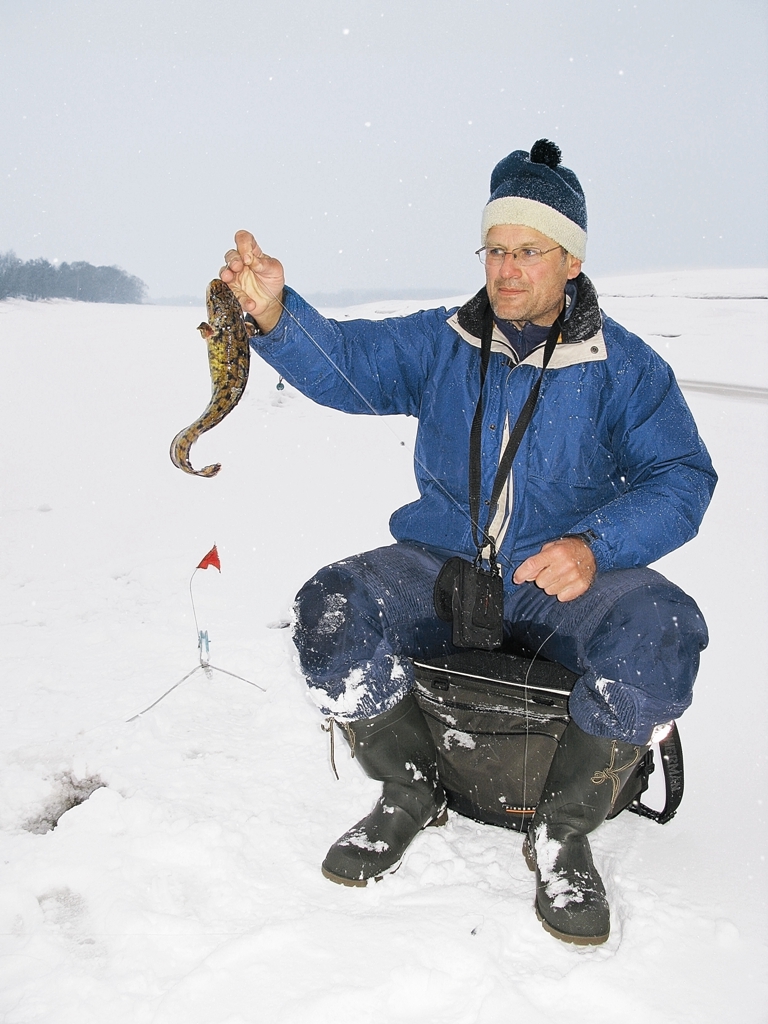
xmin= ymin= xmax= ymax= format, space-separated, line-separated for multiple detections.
xmin=469 ymin=299 xmax=564 ymax=565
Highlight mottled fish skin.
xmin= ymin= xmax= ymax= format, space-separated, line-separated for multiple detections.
xmin=170 ymin=279 xmax=254 ymax=477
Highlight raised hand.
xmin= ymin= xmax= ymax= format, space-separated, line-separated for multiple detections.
xmin=220 ymin=230 xmax=285 ymax=333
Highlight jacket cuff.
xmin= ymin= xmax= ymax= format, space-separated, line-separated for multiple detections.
xmin=560 ymin=530 xmax=611 ymax=573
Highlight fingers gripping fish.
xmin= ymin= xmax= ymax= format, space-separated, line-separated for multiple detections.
xmin=170 ymin=279 xmax=254 ymax=477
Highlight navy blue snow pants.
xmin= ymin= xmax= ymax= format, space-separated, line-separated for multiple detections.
xmin=293 ymin=543 xmax=709 ymax=744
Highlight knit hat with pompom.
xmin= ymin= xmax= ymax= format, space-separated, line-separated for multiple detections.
xmin=481 ymin=140 xmax=587 ymax=260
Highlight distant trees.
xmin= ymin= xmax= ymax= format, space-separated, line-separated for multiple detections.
xmin=0 ymin=251 xmax=146 ymax=303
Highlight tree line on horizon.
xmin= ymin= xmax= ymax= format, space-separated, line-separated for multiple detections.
xmin=0 ymin=251 xmax=146 ymax=303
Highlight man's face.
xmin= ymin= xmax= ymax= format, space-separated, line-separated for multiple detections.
xmin=484 ymin=224 xmax=582 ymax=326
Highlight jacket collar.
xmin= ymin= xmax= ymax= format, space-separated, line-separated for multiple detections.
xmin=448 ymin=272 xmax=606 ymax=368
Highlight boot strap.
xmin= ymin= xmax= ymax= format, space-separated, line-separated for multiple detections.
xmin=322 ymin=718 xmax=358 ymax=781
xmin=590 ymin=742 xmax=643 ymax=808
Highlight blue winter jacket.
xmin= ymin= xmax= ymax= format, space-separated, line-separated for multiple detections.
xmin=249 ymin=274 xmax=716 ymax=581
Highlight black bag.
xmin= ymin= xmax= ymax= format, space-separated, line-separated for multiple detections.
xmin=434 ymin=556 xmax=505 ymax=650
xmin=413 ymin=649 xmax=684 ymax=832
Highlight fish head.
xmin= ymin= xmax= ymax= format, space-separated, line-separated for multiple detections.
xmin=205 ymin=278 xmax=245 ymax=332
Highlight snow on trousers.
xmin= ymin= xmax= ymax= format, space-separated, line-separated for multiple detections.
xmin=292 ymin=543 xmax=709 ymax=745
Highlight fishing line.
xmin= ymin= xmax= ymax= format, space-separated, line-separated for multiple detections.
xmin=250 ymin=275 xmax=582 ymax=801
xmin=520 ymin=625 xmax=559 ymax=825
xmin=255 ymin=278 xmax=515 ymax=570
xmin=247 ymin=273 xmax=577 ymax=826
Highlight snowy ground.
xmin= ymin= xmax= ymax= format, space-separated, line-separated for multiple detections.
xmin=1 ymin=269 xmax=766 ymax=1023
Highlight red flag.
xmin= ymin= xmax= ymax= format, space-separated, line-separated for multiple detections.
xmin=197 ymin=545 xmax=221 ymax=571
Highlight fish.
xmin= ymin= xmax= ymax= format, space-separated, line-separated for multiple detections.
xmin=170 ymin=279 xmax=254 ymax=477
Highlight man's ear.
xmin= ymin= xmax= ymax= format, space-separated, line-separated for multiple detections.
xmin=566 ymin=256 xmax=582 ymax=280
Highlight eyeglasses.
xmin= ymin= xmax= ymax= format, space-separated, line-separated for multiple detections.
xmin=475 ymin=244 xmax=562 ymax=267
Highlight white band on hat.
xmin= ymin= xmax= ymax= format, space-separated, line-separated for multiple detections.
xmin=481 ymin=196 xmax=587 ymax=261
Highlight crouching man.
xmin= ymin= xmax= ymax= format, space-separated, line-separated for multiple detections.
xmin=220 ymin=140 xmax=716 ymax=944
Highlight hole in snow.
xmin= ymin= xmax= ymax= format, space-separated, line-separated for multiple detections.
xmin=23 ymin=772 xmax=106 ymax=834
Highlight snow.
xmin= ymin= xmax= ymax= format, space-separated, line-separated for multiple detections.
xmin=443 ymin=730 xmax=477 ymax=752
xmin=1 ymin=268 xmax=766 ymax=1023
xmin=531 ymin=826 xmax=585 ymax=911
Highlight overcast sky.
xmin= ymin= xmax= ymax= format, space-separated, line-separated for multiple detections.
xmin=2 ymin=0 xmax=766 ymax=301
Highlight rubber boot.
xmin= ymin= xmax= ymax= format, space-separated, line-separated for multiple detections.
xmin=322 ymin=694 xmax=448 ymax=886
xmin=522 ymin=719 xmax=644 ymax=945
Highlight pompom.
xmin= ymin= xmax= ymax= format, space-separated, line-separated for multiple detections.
xmin=530 ymin=139 xmax=562 ymax=169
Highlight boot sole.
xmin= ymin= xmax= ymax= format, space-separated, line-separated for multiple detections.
xmin=321 ymin=807 xmax=449 ymax=887
xmin=535 ymin=903 xmax=610 ymax=946
xmin=321 ymin=864 xmax=391 ymax=886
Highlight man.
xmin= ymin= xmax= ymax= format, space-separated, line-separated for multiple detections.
xmin=220 ymin=140 xmax=716 ymax=945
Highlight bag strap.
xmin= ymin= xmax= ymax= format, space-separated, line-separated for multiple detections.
xmin=627 ymin=722 xmax=685 ymax=825
xmin=468 ymin=301 xmax=564 ymax=563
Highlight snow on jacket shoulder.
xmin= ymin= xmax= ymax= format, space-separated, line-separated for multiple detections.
xmin=249 ymin=276 xmax=717 ymax=578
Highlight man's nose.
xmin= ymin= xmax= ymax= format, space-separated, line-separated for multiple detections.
xmin=499 ymin=253 xmax=523 ymax=278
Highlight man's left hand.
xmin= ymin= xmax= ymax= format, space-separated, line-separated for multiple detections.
xmin=513 ymin=536 xmax=596 ymax=602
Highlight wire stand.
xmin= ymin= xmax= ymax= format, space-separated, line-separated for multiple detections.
xmin=127 ymin=562 xmax=266 ymax=723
